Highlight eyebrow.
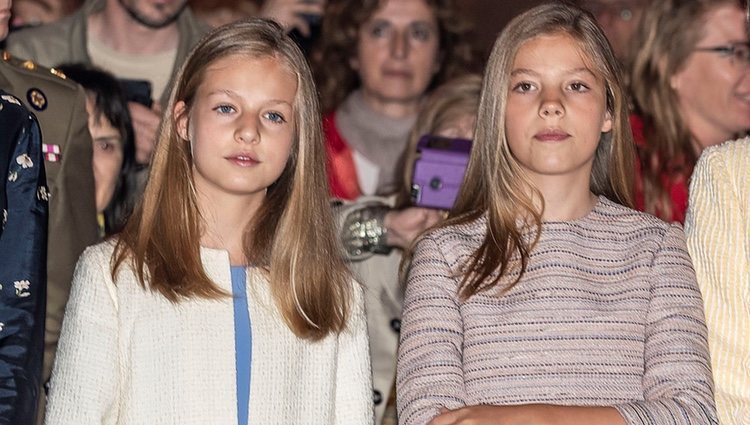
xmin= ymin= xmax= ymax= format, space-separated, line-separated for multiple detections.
xmin=510 ymin=67 xmax=597 ymax=78
xmin=206 ymin=89 xmax=293 ymax=106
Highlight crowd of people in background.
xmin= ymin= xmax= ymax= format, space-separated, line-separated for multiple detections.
xmin=0 ymin=0 xmax=747 ymax=424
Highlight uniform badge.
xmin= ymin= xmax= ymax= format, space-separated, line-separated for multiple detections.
xmin=26 ymin=88 xmax=47 ymax=111
xmin=42 ymin=143 xmax=61 ymax=162
xmin=21 ymin=60 xmax=36 ymax=71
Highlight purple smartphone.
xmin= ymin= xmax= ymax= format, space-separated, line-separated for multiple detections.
xmin=410 ymin=134 xmax=472 ymax=210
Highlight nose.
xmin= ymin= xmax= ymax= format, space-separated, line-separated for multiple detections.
xmin=235 ymin=114 xmax=260 ymax=144
xmin=390 ymin=31 xmax=409 ymax=59
xmin=539 ymin=97 xmax=564 ymax=119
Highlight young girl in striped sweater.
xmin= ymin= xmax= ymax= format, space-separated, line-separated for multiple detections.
xmin=396 ymin=3 xmax=717 ymax=425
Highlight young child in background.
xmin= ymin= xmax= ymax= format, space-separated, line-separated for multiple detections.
xmin=396 ymin=3 xmax=716 ymax=425
xmin=56 ymin=63 xmax=136 ymax=236
xmin=45 ymin=19 xmax=373 ymax=425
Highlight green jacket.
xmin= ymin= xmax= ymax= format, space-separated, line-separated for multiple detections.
xmin=6 ymin=0 xmax=209 ymax=107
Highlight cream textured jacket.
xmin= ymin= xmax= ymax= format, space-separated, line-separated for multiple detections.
xmin=686 ymin=138 xmax=750 ymax=425
xmin=45 ymin=241 xmax=374 ymax=425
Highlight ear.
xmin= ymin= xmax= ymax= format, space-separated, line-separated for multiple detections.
xmin=349 ymin=56 xmax=359 ymax=71
xmin=670 ymin=70 xmax=684 ymax=92
xmin=601 ymin=109 xmax=613 ymax=133
xmin=174 ymin=101 xmax=189 ymax=141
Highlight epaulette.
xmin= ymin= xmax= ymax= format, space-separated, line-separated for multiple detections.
xmin=2 ymin=51 xmax=68 ymax=81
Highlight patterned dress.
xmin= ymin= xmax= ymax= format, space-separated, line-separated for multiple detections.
xmin=0 ymin=90 xmax=49 ymax=424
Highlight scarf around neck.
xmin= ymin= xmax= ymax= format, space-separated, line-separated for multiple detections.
xmin=335 ymin=90 xmax=416 ymax=195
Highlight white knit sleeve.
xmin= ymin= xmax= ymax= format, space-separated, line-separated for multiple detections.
xmin=45 ymin=243 xmax=120 ymax=425
xmin=333 ymin=280 xmax=374 ymax=425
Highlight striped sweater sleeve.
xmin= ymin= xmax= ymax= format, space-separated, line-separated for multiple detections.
xmin=397 ymin=235 xmax=466 ymax=425
xmin=615 ymin=224 xmax=717 ymax=425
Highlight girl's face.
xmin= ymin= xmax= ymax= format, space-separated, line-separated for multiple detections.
xmin=176 ymin=54 xmax=296 ymax=205
xmin=505 ymin=32 xmax=612 ymax=188
xmin=85 ymin=96 xmax=124 ymax=214
xmin=353 ymin=0 xmax=440 ymax=115
xmin=671 ymin=3 xmax=750 ymax=150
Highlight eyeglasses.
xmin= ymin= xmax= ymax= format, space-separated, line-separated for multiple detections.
xmin=694 ymin=42 xmax=750 ymax=67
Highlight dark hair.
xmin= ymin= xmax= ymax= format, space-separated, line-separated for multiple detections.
xmin=312 ymin=0 xmax=478 ymax=112
xmin=56 ymin=63 xmax=136 ymax=234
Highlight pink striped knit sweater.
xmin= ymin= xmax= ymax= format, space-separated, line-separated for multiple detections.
xmin=397 ymin=197 xmax=717 ymax=425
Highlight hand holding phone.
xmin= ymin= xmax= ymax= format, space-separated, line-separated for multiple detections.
xmin=410 ymin=134 xmax=472 ymax=210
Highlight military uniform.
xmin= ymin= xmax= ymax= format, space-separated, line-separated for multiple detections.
xmin=0 ymin=91 xmax=48 ymax=425
xmin=0 ymin=52 xmax=99 ymax=418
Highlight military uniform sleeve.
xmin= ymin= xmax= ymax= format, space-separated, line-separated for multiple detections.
xmin=42 ymin=83 xmax=99 ymax=387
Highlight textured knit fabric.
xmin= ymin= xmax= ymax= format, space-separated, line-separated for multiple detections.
xmin=45 ymin=242 xmax=374 ymax=425
xmin=397 ymin=196 xmax=717 ymax=425
xmin=686 ymin=138 xmax=750 ymax=425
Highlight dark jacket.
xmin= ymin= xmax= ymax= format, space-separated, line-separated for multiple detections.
xmin=0 ymin=90 xmax=48 ymax=425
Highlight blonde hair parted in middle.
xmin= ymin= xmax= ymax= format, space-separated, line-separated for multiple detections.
xmin=112 ymin=18 xmax=352 ymax=340
xmin=446 ymin=2 xmax=634 ymax=299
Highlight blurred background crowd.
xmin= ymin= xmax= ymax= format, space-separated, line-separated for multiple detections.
xmin=0 ymin=0 xmax=747 ymax=424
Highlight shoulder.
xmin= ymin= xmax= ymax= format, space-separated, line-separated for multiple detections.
xmin=591 ymin=196 xmax=672 ymax=233
xmin=416 ymin=215 xmax=486 ymax=265
xmin=5 ymin=14 xmax=78 ymax=57
xmin=0 ymin=90 xmax=32 ymax=119
xmin=0 ymin=52 xmax=83 ymax=107
xmin=593 ymin=198 xmax=688 ymax=257
xmin=77 ymin=240 xmax=117 ymax=271
xmin=694 ymin=137 xmax=750 ymax=177
xmin=180 ymin=7 xmax=211 ymax=39
xmin=9 ymin=14 xmax=75 ymax=40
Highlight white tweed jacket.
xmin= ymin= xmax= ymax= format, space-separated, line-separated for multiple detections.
xmin=45 ymin=241 xmax=374 ymax=425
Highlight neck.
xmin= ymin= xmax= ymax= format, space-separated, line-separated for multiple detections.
xmin=528 ymin=172 xmax=597 ymax=221
xmin=88 ymin=0 xmax=180 ymax=54
xmin=360 ymin=89 xmax=421 ymax=119
xmin=197 ymin=190 xmax=263 ymax=266
xmin=682 ymin=107 xmax=734 ymax=156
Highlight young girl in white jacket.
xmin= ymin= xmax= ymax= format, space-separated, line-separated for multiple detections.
xmin=45 ymin=18 xmax=373 ymax=425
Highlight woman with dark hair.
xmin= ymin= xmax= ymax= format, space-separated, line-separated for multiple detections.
xmin=629 ymin=0 xmax=750 ymax=223
xmin=312 ymin=2 xmax=477 ymax=421
xmin=56 ymin=63 xmax=136 ymax=235
xmin=397 ymin=3 xmax=716 ymax=424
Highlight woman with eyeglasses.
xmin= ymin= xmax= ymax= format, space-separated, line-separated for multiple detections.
xmin=629 ymin=0 xmax=750 ymax=223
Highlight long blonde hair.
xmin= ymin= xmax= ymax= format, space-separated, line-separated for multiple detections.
xmin=444 ymin=2 xmax=634 ymax=299
xmin=113 ymin=19 xmax=352 ymax=340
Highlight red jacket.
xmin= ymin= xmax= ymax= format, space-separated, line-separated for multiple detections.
xmin=631 ymin=114 xmax=690 ymax=223
xmin=323 ymin=112 xmax=362 ymax=200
